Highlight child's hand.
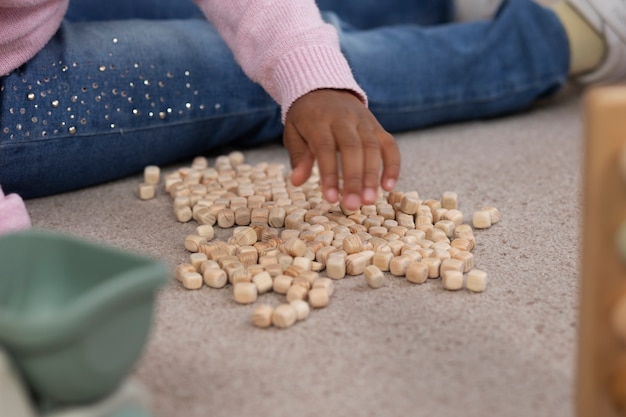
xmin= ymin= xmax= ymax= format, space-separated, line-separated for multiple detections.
xmin=284 ymin=89 xmax=401 ymax=211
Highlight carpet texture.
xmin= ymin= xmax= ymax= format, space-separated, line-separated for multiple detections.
xmin=23 ymin=87 xmax=583 ymax=417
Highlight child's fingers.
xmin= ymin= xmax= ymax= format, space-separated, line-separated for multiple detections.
xmin=283 ymin=123 xmax=314 ymax=187
xmin=311 ymin=127 xmax=340 ymax=204
xmin=359 ymin=126 xmax=383 ymax=205
xmin=378 ymin=130 xmax=401 ymax=191
xmin=337 ymin=124 xmax=364 ymax=211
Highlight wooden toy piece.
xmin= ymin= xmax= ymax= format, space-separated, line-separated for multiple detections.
xmin=406 ymin=261 xmax=428 ymax=284
xmin=189 ymin=253 xmax=208 ymax=271
xmin=308 ymin=288 xmax=330 ymax=308
xmin=175 ymin=263 xmax=196 ymax=282
xmin=472 ymin=210 xmax=492 ymax=229
xmin=312 ymin=277 xmax=335 ymax=296
xmin=440 ymin=258 xmax=464 ymax=275
xmin=421 ymin=257 xmax=441 ymax=279
xmin=252 ymin=304 xmax=274 ymax=328
xmin=326 ymin=255 xmax=346 ymax=280
xmin=577 ymin=85 xmax=626 ymax=417
xmin=144 ymin=165 xmax=161 ymax=185
xmin=182 ymin=272 xmax=203 ymax=290
xmin=286 ymin=284 xmax=308 ymax=302
xmin=441 ymin=191 xmax=458 ymax=210
xmin=438 ymin=208 xmax=460 ymax=226
xmin=252 ymin=271 xmax=273 ymax=294
xmin=233 ymin=226 xmax=258 ymax=246
xmin=272 ymin=304 xmax=297 ymax=328
xmin=373 ymin=251 xmax=393 ymax=272
xmin=342 ymin=234 xmax=362 ymax=254
xmin=399 ymin=195 xmax=420 ymax=215
xmin=345 ymin=251 xmax=372 ymax=276
xmin=389 ymin=255 xmax=411 ymax=277
xmin=203 ymin=268 xmax=228 ymax=289
xmin=137 ymin=183 xmax=156 ymax=200
xmin=233 ymin=282 xmax=258 ymax=304
xmin=290 ymin=299 xmax=311 ymax=321
xmin=174 ymin=206 xmax=193 ymax=223
xmin=364 ymin=265 xmax=385 ymax=289
xmin=273 ymin=274 xmax=293 ymax=294
xmin=196 ymin=224 xmax=215 ymax=241
xmin=481 ymin=206 xmax=501 ymax=224
xmin=441 ymin=270 xmax=463 ymax=291
xmin=466 ymin=269 xmax=488 ymax=293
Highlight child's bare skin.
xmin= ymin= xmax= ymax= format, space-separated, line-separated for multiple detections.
xmin=284 ymin=89 xmax=401 ymax=211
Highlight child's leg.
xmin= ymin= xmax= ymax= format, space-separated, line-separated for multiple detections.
xmin=333 ymin=0 xmax=569 ymax=132
xmin=64 ymin=0 xmax=204 ymax=21
xmin=0 ymin=19 xmax=282 ymax=198
xmin=315 ymin=0 xmax=455 ymax=28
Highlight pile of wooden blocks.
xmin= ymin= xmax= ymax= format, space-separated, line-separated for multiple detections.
xmin=139 ymin=152 xmax=495 ymax=329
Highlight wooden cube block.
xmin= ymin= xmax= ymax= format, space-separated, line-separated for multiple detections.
xmin=466 ymin=269 xmax=488 ymax=293
xmin=442 ymin=270 xmax=463 ymax=291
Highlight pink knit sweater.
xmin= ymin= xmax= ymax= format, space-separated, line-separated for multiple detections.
xmin=0 ymin=0 xmax=366 ymax=118
xmin=0 ymin=0 xmax=367 ymax=234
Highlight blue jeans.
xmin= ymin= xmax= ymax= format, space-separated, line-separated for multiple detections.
xmin=0 ymin=0 xmax=568 ymax=198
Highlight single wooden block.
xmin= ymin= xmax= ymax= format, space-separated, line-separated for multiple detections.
xmin=308 ymin=287 xmax=330 ymax=308
xmin=481 ymin=206 xmax=501 ymax=224
xmin=472 ymin=210 xmax=492 ymax=229
xmin=252 ymin=304 xmax=274 ymax=328
xmin=290 ymin=299 xmax=311 ymax=321
xmin=137 ymin=183 xmax=156 ymax=200
xmin=421 ymin=257 xmax=441 ymax=279
xmin=286 ymin=284 xmax=308 ymax=302
xmin=346 ymin=251 xmax=373 ymax=276
xmin=175 ymin=263 xmax=196 ymax=282
xmin=189 ymin=253 xmax=208 ymax=271
xmin=406 ymin=261 xmax=428 ymax=284
xmin=233 ymin=226 xmax=258 ymax=246
xmin=443 ymin=209 xmax=464 ymax=226
xmin=372 ymin=252 xmax=394 ymax=272
xmin=313 ymin=277 xmax=335 ymax=296
xmin=203 ymin=268 xmax=228 ymax=289
xmin=196 ymin=224 xmax=215 ymax=240
xmin=144 ymin=165 xmax=161 ymax=185
xmin=434 ymin=220 xmax=456 ymax=238
xmin=389 ymin=255 xmax=411 ymax=277
xmin=273 ymin=274 xmax=293 ymax=294
xmin=174 ymin=206 xmax=193 ymax=223
xmin=252 ymin=271 xmax=273 ymax=294
xmin=234 ymin=282 xmax=258 ymax=304
xmin=441 ymin=191 xmax=458 ymax=210
xmin=466 ymin=269 xmax=488 ymax=293
xmin=577 ymin=86 xmax=626 ymax=417
xmin=440 ymin=258 xmax=464 ymax=275
xmin=272 ymin=304 xmax=297 ymax=328
xmin=326 ymin=255 xmax=346 ymax=280
xmin=364 ymin=265 xmax=385 ymax=289
xmin=454 ymin=251 xmax=475 ymax=273
xmin=399 ymin=196 xmax=420 ymax=215
xmin=182 ymin=271 xmax=203 ymax=290
xmin=442 ymin=270 xmax=463 ymax=291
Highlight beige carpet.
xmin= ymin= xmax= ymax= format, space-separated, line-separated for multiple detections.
xmin=24 ymin=87 xmax=582 ymax=417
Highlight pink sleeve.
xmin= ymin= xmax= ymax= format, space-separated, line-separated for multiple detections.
xmin=194 ymin=0 xmax=367 ymax=122
xmin=0 ymin=185 xmax=32 ymax=235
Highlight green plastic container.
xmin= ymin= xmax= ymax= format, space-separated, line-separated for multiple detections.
xmin=0 ymin=230 xmax=167 ymax=409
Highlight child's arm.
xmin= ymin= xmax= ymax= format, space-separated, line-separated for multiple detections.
xmin=194 ymin=0 xmax=400 ymax=210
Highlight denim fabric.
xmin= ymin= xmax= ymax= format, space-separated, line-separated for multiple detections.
xmin=0 ymin=0 xmax=569 ymax=198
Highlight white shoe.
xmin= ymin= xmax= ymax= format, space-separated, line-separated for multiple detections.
xmin=454 ymin=0 xmax=502 ymax=21
xmin=568 ymin=0 xmax=626 ymax=84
